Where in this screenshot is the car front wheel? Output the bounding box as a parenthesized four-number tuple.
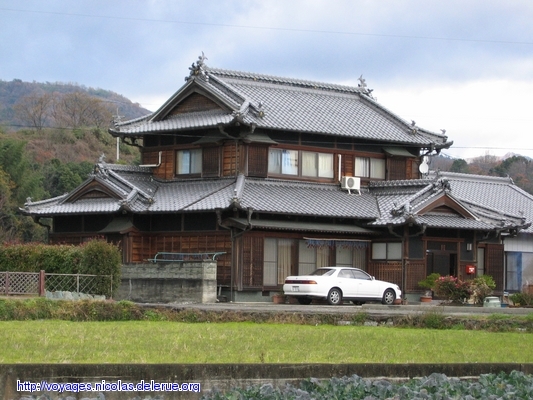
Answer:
(382, 288, 395, 305)
(327, 288, 342, 305)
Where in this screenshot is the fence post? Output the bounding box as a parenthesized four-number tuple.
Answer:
(5, 272, 9, 296)
(39, 270, 45, 297)
(76, 274, 80, 294)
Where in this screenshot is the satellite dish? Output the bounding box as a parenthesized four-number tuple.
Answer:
(419, 157, 429, 174)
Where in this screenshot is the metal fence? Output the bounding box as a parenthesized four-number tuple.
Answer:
(1, 271, 113, 297)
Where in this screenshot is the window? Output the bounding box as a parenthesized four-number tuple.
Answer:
(264, 238, 293, 285)
(268, 149, 298, 175)
(176, 149, 202, 175)
(302, 151, 334, 178)
(298, 240, 330, 275)
(269, 149, 334, 179)
(336, 246, 367, 269)
(372, 242, 402, 260)
(354, 157, 385, 179)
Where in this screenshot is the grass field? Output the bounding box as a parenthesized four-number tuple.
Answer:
(1, 320, 532, 363)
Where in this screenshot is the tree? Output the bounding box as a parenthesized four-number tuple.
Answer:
(13, 92, 52, 131)
(42, 159, 93, 197)
(50, 91, 113, 129)
(450, 159, 470, 174)
(0, 137, 45, 205)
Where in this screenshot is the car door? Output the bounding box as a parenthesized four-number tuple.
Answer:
(352, 269, 380, 298)
(337, 269, 357, 297)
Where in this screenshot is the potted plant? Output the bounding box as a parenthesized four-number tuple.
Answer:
(271, 291, 286, 304)
(418, 273, 440, 302)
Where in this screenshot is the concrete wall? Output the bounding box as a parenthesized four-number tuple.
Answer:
(3, 363, 533, 400)
(116, 262, 217, 304)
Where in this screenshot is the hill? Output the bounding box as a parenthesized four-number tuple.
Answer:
(0, 79, 150, 128)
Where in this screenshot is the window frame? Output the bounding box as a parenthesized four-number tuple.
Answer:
(268, 148, 335, 180)
(176, 148, 202, 176)
(371, 242, 402, 261)
(354, 156, 386, 180)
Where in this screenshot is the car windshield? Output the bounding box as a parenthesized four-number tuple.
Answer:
(310, 268, 335, 276)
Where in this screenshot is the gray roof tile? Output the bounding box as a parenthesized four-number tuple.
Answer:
(240, 178, 378, 219)
(112, 65, 450, 148)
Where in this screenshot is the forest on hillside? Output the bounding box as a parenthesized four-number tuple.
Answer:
(1, 79, 533, 243)
(0, 79, 149, 242)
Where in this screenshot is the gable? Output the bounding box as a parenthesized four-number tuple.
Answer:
(167, 92, 223, 117)
(416, 193, 477, 219)
(63, 180, 123, 204)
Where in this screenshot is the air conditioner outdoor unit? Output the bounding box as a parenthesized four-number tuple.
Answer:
(341, 176, 361, 195)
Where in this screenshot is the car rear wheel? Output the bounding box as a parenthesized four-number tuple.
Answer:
(297, 297, 312, 305)
(382, 288, 395, 305)
(327, 288, 342, 305)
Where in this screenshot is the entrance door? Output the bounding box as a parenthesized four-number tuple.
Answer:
(427, 251, 457, 276)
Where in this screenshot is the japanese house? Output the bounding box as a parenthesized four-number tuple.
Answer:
(21, 55, 533, 301)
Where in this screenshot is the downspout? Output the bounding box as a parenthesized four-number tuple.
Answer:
(216, 208, 253, 302)
(139, 151, 162, 168)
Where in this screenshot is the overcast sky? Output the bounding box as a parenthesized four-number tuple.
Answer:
(1, 1, 533, 160)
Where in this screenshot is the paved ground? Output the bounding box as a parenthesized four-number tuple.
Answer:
(160, 300, 533, 317)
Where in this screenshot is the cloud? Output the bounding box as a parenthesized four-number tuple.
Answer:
(1, 0, 533, 159)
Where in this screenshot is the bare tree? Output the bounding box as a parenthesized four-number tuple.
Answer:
(13, 92, 53, 131)
(51, 91, 113, 129)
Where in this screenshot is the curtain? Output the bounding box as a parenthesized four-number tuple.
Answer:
(282, 150, 298, 175)
(277, 239, 292, 284)
(318, 153, 334, 178)
(370, 158, 385, 179)
(354, 157, 369, 177)
(316, 246, 329, 268)
(299, 240, 316, 275)
(268, 149, 281, 174)
(263, 238, 277, 285)
(302, 151, 317, 177)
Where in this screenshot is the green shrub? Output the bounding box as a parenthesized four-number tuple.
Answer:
(0, 239, 121, 296)
(471, 275, 496, 305)
(510, 292, 533, 306)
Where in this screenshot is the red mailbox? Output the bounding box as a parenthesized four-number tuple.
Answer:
(466, 265, 476, 275)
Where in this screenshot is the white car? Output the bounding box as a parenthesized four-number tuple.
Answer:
(283, 267, 401, 305)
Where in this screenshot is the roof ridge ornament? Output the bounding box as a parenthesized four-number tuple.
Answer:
(187, 52, 208, 81)
(358, 74, 375, 98)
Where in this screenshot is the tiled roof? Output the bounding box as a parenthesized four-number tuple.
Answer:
(239, 178, 379, 219)
(368, 172, 531, 231)
(117, 110, 234, 134)
(111, 64, 450, 148)
(21, 161, 533, 234)
(434, 172, 533, 233)
(21, 164, 378, 220)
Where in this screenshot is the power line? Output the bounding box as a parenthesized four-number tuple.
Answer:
(1, 7, 532, 46)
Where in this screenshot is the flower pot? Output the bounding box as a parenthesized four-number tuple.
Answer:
(272, 295, 286, 304)
(420, 295, 433, 303)
(393, 298, 402, 305)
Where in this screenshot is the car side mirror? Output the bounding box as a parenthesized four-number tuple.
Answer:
(371, 276, 375, 280)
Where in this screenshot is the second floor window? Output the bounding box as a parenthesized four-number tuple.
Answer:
(268, 149, 334, 179)
(354, 157, 385, 179)
(268, 149, 298, 175)
(302, 151, 334, 178)
(176, 149, 202, 175)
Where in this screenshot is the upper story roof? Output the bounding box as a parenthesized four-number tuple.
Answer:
(110, 55, 452, 150)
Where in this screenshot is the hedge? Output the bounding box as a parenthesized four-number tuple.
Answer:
(0, 239, 121, 296)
